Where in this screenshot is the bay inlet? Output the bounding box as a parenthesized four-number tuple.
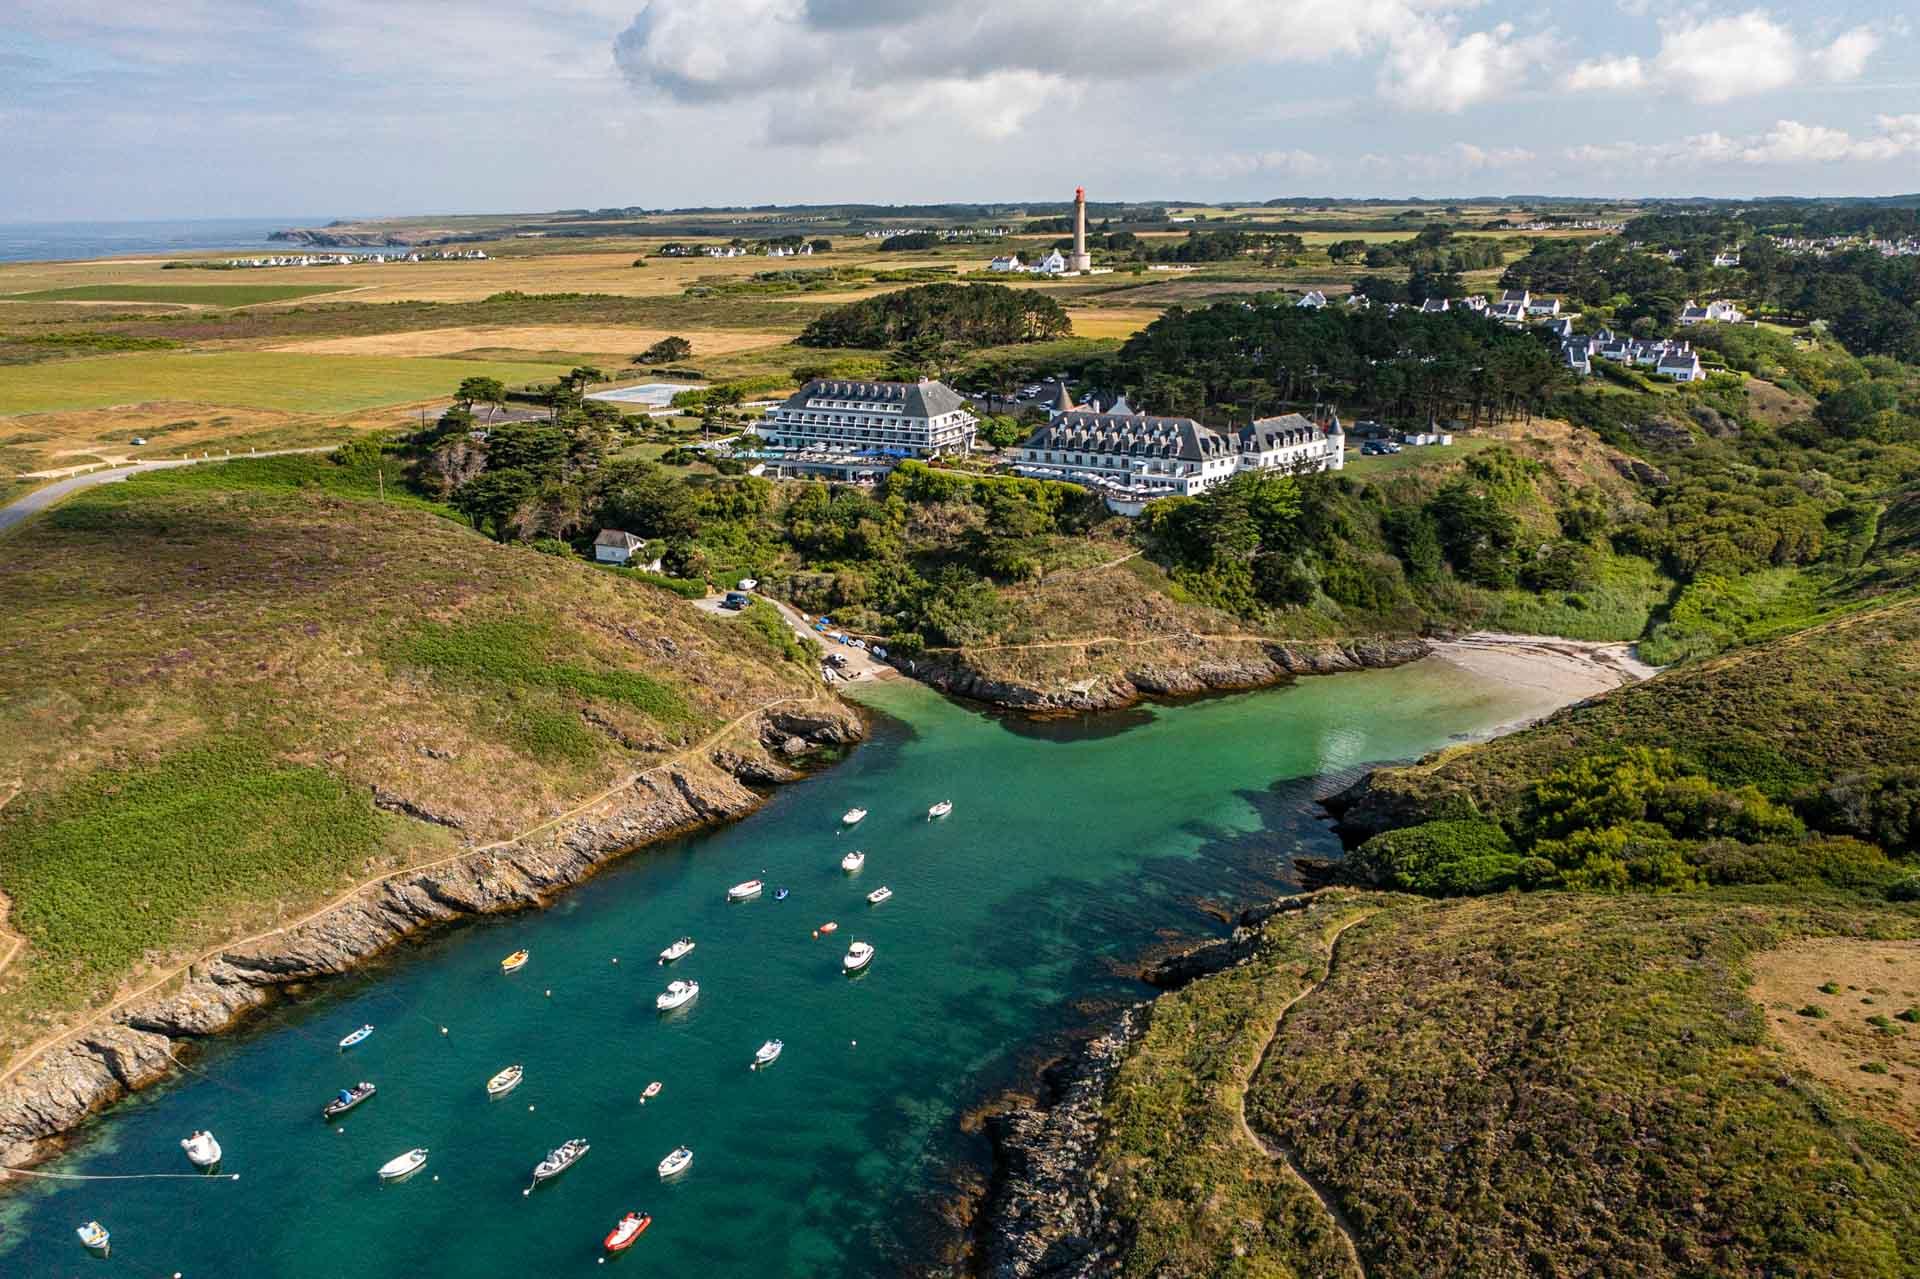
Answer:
(1, 659, 1570, 1275)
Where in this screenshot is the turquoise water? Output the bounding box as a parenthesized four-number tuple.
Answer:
(1, 663, 1549, 1276)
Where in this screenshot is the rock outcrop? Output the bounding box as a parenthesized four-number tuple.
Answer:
(0, 703, 860, 1171)
(907, 638, 1432, 714)
(981, 1008, 1145, 1279)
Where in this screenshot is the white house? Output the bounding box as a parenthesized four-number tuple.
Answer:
(1563, 346, 1592, 377)
(755, 378, 977, 458)
(1679, 299, 1744, 325)
(1297, 290, 1328, 309)
(1713, 252, 1741, 267)
(987, 254, 1023, 272)
(1490, 300, 1526, 324)
(594, 529, 659, 568)
(1009, 407, 1344, 513)
(1655, 351, 1705, 382)
(1458, 295, 1488, 313)
(1033, 249, 1069, 275)
(1526, 297, 1561, 317)
(1419, 297, 1450, 313)
(1500, 288, 1531, 308)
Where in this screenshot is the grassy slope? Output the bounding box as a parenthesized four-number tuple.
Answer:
(1103, 889, 1920, 1278)
(0, 457, 815, 1057)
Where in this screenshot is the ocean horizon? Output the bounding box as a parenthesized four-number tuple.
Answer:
(0, 217, 330, 264)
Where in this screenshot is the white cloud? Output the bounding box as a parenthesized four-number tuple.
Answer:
(1566, 115, 1920, 172)
(613, 0, 1552, 142)
(1377, 22, 1558, 113)
(1653, 10, 1800, 104)
(1811, 27, 1882, 82)
(1568, 12, 1887, 102)
(1566, 55, 1644, 92)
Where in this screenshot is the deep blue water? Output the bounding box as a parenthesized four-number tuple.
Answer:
(0, 219, 327, 264)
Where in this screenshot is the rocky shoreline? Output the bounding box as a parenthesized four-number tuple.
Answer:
(906, 636, 1434, 715)
(0, 704, 861, 1174)
(975, 896, 1316, 1276)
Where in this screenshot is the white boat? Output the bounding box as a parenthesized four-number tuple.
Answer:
(76, 1221, 110, 1252)
(928, 800, 953, 819)
(486, 1064, 524, 1098)
(656, 979, 700, 1011)
(841, 807, 867, 825)
(840, 849, 866, 873)
(339, 1024, 374, 1050)
(658, 936, 695, 964)
(843, 941, 875, 973)
(658, 1145, 694, 1178)
(866, 886, 893, 905)
(726, 879, 764, 902)
(181, 1130, 222, 1169)
(751, 1039, 784, 1070)
(531, 1138, 589, 1185)
(640, 1080, 663, 1104)
(378, 1148, 428, 1181)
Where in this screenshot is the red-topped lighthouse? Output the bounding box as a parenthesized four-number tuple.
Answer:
(1068, 185, 1091, 273)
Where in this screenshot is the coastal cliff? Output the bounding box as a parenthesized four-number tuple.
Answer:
(908, 636, 1433, 714)
(0, 704, 860, 1172)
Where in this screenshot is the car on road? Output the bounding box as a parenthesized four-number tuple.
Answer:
(721, 592, 751, 610)
(130, 437, 147, 446)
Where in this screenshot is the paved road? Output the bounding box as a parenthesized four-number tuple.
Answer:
(0, 447, 336, 538)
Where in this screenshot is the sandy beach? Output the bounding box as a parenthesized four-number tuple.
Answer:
(1424, 631, 1661, 734)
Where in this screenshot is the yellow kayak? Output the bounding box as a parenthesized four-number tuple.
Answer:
(501, 949, 529, 974)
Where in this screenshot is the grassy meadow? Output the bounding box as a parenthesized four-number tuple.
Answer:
(3, 282, 355, 306)
(0, 453, 816, 1057)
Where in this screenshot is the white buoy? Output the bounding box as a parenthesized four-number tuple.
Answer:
(612, 958, 619, 964)
(523, 1188, 530, 1197)
(528, 1104, 535, 1111)
(441, 1026, 448, 1035)
(544, 990, 551, 997)
(432, 1175, 439, 1182)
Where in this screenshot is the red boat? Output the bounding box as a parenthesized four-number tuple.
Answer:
(604, 1212, 651, 1253)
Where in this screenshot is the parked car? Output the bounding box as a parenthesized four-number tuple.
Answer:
(129, 437, 147, 446)
(721, 592, 750, 610)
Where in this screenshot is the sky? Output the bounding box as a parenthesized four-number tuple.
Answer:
(2, 0, 1917, 222)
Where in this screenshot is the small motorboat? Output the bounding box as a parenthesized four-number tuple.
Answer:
(843, 941, 875, 974)
(840, 849, 866, 873)
(658, 1145, 693, 1178)
(726, 879, 764, 902)
(928, 800, 953, 820)
(76, 1221, 110, 1253)
(339, 1024, 374, 1050)
(775, 887, 790, 900)
(531, 1138, 590, 1186)
(323, 1081, 377, 1120)
(181, 1130, 222, 1169)
(751, 1039, 784, 1070)
(656, 979, 700, 1012)
(640, 1080, 663, 1104)
(658, 936, 695, 964)
(866, 886, 893, 905)
(604, 1212, 652, 1253)
(501, 949, 530, 974)
(487, 1064, 524, 1098)
(816, 921, 839, 935)
(841, 807, 867, 825)
(378, 1148, 428, 1182)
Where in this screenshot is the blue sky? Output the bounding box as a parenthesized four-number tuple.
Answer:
(2, 0, 1916, 222)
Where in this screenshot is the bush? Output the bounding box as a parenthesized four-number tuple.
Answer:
(531, 538, 574, 557)
(632, 571, 708, 600)
(1349, 820, 1521, 895)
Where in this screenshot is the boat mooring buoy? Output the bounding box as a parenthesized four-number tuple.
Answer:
(544, 989, 551, 998)
(440, 1026, 448, 1035)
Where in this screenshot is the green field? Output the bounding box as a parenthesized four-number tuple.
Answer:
(1341, 434, 1500, 477)
(0, 350, 573, 414)
(3, 283, 355, 306)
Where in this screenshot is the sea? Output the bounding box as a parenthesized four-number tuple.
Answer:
(0, 664, 1561, 1277)
(0, 219, 324, 265)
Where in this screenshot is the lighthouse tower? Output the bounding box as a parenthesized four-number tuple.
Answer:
(1068, 185, 1092, 273)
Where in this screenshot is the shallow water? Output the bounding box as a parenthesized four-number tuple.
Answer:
(1, 662, 1550, 1277)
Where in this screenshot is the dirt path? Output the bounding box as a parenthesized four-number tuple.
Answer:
(0, 690, 825, 1089)
(1238, 911, 1378, 1279)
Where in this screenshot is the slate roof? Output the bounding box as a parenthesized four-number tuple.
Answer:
(1020, 410, 1333, 461)
(776, 378, 969, 419)
(595, 529, 645, 551)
